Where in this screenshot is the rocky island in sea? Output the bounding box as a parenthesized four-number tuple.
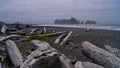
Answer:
(54, 17, 97, 24)
(54, 17, 80, 24)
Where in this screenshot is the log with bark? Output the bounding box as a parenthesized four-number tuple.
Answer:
(81, 41, 120, 68)
(60, 31, 72, 45)
(5, 40, 23, 67)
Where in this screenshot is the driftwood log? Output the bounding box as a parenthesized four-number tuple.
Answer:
(105, 45, 120, 58)
(75, 61, 104, 68)
(1, 25, 7, 34)
(30, 28, 37, 35)
(40, 31, 66, 37)
(43, 26, 46, 33)
(6, 40, 23, 67)
(60, 31, 72, 45)
(0, 34, 25, 42)
(54, 34, 65, 44)
(20, 40, 74, 68)
(81, 41, 120, 68)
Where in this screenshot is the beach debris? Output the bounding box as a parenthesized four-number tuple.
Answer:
(31, 40, 50, 50)
(6, 40, 23, 67)
(85, 28, 90, 32)
(0, 34, 24, 42)
(54, 34, 65, 44)
(30, 28, 37, 35)
(81, 41, 120, 68)
(74, 61, 104, 68)
(1, 25, 7, 34)
(20, 40, 74, 68)
(43, 26, 46, 33)
(60, 31, 72, 45)
(59, 54, 74, 68)
(105, 45, 120, 58)
(40, 31, 66, 37)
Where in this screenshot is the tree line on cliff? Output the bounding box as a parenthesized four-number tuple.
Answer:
(54, 17, 96, 24)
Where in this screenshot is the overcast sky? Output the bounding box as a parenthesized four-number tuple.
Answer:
(0, 0, 120, 24)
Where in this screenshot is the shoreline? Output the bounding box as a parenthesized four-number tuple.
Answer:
(33, 24, 120, 31)
(32, 26, 120, 62)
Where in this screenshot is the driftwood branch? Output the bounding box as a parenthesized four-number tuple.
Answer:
(0, 34, 25, 42)
(1, 25, 7, 34)
(60, 31, 72, 45)
(40, 31, 66, 37)
(54, 34, 65, 44)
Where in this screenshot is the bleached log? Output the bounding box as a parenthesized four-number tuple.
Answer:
(105, 45, 120, 58)
(75, 61, 104, 68)
(31, 40, 50, 50)
(30, 28, 37, 34)
(59, 54, 74, 68)
(6, 40, 23, 67)
(1, 25, 7, 34)
(43, 26, 46, 33)
(0, 34, 25, 42)
(20, 40, 74, 68)
(81, 41, 120, 68)
(54, 34, 65, 44)
(60, 31, 72, 45)
(20, 40, 56, 68)
(40, 31, 66, 37)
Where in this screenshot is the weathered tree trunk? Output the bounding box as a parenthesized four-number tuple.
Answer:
(0, 34, 23, 42)
(40, 31, 66, 37)
(81, 41, 120, 68)
(59, 54, 74, 68)
(20, 40, 52, 68)
(5, 40, 23, 67)
(20, 40, 74, 68)
(60, 31, 72, 45)
(75, 61, 104, 68)
(54, 34, 65, 44)
(105, 45, 120, 58)
(30, 28, 37, 35)
(43, 26, 46, 33)
(31, 40, 51, 50)
(1, 25, 7, 34)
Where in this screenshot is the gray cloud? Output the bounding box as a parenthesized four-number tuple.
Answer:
(0, 0, 120, 24)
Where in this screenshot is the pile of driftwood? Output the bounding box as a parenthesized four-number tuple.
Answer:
(0, 24, 120, 68)
(3, 39, 120, 68)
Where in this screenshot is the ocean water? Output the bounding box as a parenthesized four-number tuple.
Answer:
(34, 24, 120, 31)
